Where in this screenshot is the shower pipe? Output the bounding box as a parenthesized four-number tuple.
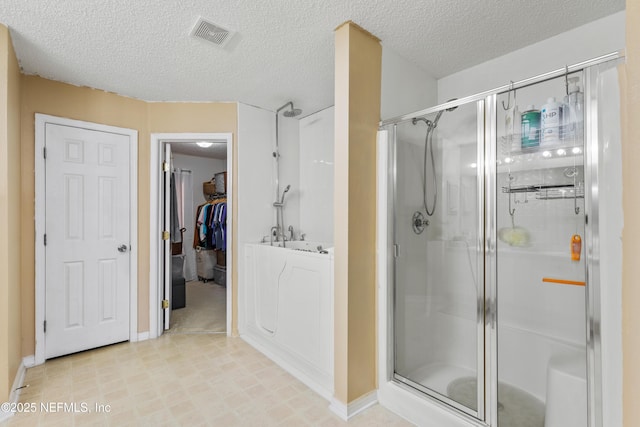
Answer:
(273, 102, 302, 244)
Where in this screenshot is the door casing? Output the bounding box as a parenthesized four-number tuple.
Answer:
(34, 113, 139, 365)
(149, 133, 233, 339)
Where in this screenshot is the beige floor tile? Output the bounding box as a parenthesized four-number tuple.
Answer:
(8, 333, 412, 426)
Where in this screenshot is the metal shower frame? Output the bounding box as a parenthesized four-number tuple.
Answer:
(380, 51, 623, 427)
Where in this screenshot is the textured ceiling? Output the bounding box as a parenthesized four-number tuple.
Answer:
(0, 0, 624, 115)
(171, 142, 227, 160)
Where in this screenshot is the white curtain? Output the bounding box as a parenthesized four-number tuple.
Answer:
(175, 169, 197, 281)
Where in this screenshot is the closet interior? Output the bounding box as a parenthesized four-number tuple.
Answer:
(169, 143, 228, 333)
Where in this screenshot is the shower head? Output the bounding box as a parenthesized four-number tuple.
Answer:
(412, 98, 458, 129)
(444, 98, 459, 112)
(280, 184, 291, 203)
(432, 98, 459, 128)
(283, 108, 302, 117)
(277, 101, 302, 118)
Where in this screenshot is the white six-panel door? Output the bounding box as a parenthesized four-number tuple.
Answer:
(44, 123, 131, 359)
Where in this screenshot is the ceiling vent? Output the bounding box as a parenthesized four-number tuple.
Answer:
(190, 17, 235, 48)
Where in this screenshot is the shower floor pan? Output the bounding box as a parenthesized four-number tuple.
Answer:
(404, 363, 544, 427)
(406, 362, 475, 396)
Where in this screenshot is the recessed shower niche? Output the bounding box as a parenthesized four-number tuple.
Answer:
(379, 54, 622, 427)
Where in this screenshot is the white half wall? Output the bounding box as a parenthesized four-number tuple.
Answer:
(437, 11, 626, 102)
(237, 103, 276, 331)
(381, 45, 438, 120)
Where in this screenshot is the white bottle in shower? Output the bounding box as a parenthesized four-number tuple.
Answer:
(541, 97, 563, 146)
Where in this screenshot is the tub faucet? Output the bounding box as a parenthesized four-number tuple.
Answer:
(288, 225, 295, 241)
(270, 226, 278, 246)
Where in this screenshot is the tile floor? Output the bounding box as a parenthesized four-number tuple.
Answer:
(6, 334, 413, 426)
(167, 280, 226, 334)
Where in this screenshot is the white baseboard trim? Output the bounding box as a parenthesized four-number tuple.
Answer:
(22, 355, 35, 368)
(137, 332, 150, 342)
(0, 357, 31, 422)
(0, 410, 13, 423)
(329, 390, 378, 421)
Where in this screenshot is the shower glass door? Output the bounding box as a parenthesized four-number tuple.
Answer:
(392, 99, 485, 418)
(495, 73, 588, 427)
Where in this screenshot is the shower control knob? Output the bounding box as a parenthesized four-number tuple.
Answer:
(412, 211, 429, 234)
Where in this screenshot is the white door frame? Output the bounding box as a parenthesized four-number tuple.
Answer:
(149, 133, 233, 339)
(34, 114, 139, 365)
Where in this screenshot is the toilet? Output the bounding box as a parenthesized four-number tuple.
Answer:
(544, 351, 587, 427)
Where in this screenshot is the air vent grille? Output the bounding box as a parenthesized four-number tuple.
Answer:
(190, 17, 235, 48)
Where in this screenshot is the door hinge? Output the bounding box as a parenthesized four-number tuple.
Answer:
(44, 234, 47, 246)
(44, 320, 47, 333)
(162, 231, 170, 241)
(43, 147, 47, 159)
(162, 161, 170, 172)
(162, 299, 169, 309)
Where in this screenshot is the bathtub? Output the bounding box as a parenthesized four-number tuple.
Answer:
(241, 241, 334, 399)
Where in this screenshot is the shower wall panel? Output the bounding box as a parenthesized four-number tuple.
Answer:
(299, 107, 334, 245)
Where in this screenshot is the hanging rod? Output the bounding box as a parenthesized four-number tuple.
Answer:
(379, 51, 623, 127)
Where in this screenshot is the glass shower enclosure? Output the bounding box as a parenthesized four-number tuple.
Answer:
(382, 55, 621, 427)
(391, 99, 485, 419)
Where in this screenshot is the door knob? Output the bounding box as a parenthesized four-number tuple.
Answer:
(118, 244, 128, 253)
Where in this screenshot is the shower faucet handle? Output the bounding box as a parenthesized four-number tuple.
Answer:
(412, 211, 429, 234)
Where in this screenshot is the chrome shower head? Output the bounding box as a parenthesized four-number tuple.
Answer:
(280, 184, 291, 203)
(432, 98, 459, 128)
(444, 98, 459, 112)
(412, 98, 459, 129)
(283, 108, 302, 117)
(277, 101, 302, 118)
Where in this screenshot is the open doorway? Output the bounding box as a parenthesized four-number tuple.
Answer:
(167, 142, 228, 333)
(149, 133, 233, 339)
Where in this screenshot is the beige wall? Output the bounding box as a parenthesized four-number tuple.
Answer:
(623, 1, 639, 425)
(146, 103, 238, 335)
(19, 77, 238, 355)
(334, 21, 381, 403)
(20, 77, 148, 354)
(0, 25, 22, 403)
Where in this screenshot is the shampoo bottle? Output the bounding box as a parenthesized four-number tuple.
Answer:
(571, 234, 582, 261)
(521, 106, 540, 149)
(541, 97, 563, 146)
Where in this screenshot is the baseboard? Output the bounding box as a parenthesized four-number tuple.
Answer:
(329, 390, 378, 421)
(0, 357, 30, 422)
(22, 355, 35, 368)
(137, 331, 150, 342)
